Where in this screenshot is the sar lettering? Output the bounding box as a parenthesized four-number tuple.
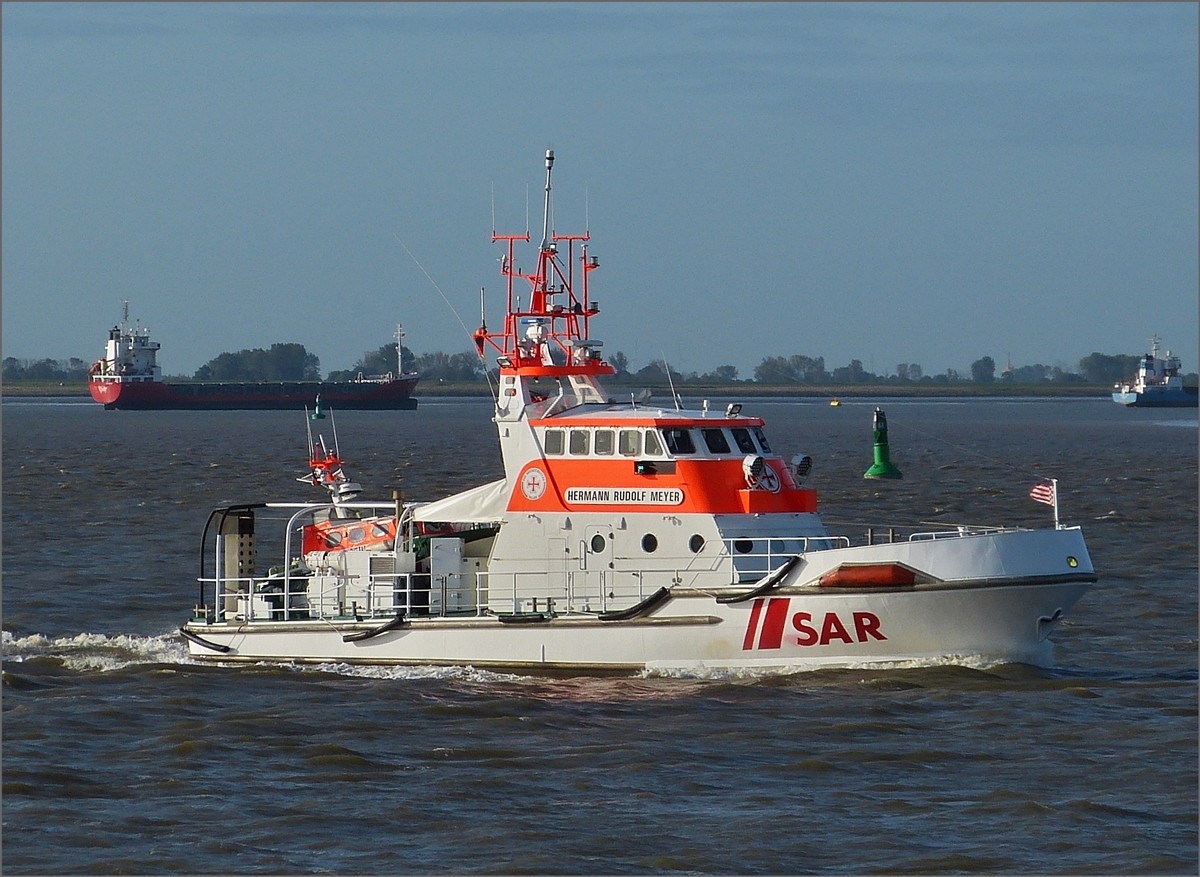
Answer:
(743, 599, 887, 650)
(790, 609, 886, 646)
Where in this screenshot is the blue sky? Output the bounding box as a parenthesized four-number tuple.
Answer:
(3, 2, 1197, 378)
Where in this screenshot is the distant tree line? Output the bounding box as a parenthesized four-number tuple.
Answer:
(592, 350, 1193, 386)
(184, 345, 1149, 386)
(6, 345, 1191, 388)
(2, 357, 91, 382)
(327, 342, 485, 383)
(1076, 352, 1144, 384)
(193, 343, 321, 381)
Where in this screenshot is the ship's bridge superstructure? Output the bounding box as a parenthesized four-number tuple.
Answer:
(465, 151, 827, 610)
(473, 151, 817, 513)
(90, 301, 161, 383)
(1112, 334, 1198, 407)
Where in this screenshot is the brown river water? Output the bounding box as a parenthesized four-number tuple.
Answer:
(2, 396, 1196, 873)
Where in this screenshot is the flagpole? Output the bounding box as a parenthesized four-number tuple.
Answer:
(1052, 477, 1060, 529)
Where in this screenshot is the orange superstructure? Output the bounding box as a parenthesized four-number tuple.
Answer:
(505, 458, 816, 515)
(471, 151, 818, 530)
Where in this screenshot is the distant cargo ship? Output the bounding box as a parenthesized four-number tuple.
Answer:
(88, 304, 418, 410)
(1112, 336, 1198, 408)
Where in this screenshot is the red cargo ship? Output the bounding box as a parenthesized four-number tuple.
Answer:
(88, 304, 418, 410)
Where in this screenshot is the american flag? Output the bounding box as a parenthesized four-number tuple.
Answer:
(1029, 481, 1056, 506)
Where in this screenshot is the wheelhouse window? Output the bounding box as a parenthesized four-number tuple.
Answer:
(619, 429, 641, 456)
(544, 429, 565, 455)
(752, 427, 772, 453)
(643, 429, 665, 457)
(594, 429, 615, 455)
(702, 428, 731, 454)
(569, 429, 590, 455)
(731, 428, 757, 454)
(662, 428, 696, 455)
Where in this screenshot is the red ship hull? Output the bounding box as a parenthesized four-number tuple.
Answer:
(89, 376, 418, 410)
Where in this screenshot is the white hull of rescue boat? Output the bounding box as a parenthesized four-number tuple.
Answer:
(181, 527, 1094, 673)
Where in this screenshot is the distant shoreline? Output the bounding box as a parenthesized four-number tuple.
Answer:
(3, 380, 1113, 400)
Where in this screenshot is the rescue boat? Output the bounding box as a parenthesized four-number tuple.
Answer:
(180, 151, 1096, 674)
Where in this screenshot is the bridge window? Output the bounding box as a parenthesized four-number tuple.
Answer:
(569, 430, 590, 455)
(643, 429, 664, 457)
(702, 428, 731, 454)
(544, 429, 564, 455)
(752, 427, 772, 453)
(731, 428, 757, 454)
(662, 428, 696, 455)
(618, 429, 641, 456)
(594, 429, 615, 455)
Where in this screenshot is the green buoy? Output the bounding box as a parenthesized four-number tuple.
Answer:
(864, 406, 902, 479)
(311, 394, 327, 420)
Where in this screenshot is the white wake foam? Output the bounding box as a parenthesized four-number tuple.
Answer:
(276, 662, 529, 683)
(2, 630, 1032, 682)
(2, 630, 193, 672)
(1, 630, 527, 681)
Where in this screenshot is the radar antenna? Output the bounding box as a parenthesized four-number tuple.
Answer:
(540, 149, 554, 252)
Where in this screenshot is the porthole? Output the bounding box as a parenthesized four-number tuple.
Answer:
(324, 531, 343, 548)
(1067, 556, 1078, 568)
(348, 527, 367, 544)
(641, 533, 658, 553)
(734, 539, 754, 554)
(689, 534, 705, 553)
(590, 534, 606, 553)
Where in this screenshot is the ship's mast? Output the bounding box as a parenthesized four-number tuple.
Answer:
(395, 324, 405, 375)
(476, 152, 612, 384)
(540, 149, 554, 253)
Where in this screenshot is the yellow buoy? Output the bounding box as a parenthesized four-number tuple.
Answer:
(830, 399, 841, 407)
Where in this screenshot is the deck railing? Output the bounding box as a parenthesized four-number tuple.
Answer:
(196, 525, 1026, 623)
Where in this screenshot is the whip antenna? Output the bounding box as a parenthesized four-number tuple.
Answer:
(392, 230, 497, 402)
(662, 350, 681, 411)
(541, 149, 554, 250)
(392, 231, 471, 338)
